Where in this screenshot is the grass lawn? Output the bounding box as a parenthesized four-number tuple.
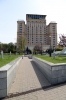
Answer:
(0, 54, 21, 68)
(34, 55, 66, 64)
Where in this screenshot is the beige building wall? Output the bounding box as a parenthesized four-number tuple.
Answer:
(46, 26, 49, 45)
(26, 14, 48, 50)
(17, 20, 25, 47)
(47, 22, 57, 49)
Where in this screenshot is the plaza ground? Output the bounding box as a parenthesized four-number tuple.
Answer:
(2, 57, 66, 100)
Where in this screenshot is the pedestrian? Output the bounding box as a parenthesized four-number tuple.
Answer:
(22, 55, 23, 59)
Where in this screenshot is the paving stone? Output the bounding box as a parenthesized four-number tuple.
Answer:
(2, 57, 66, 100)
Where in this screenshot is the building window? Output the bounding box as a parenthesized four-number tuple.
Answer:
(19, 30, 22, 33)
(19, 24, 22, 26)
(40, 30, 42, 33)
(19, 33, 22, 35)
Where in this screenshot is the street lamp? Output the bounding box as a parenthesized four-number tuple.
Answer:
(49, 36, 52, 57)
(49, 36, 51, 49)
(41, 42, 42, 55)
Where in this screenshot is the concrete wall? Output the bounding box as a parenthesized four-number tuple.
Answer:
(33, 57, 66, 85)
(0, 57, 21, 98)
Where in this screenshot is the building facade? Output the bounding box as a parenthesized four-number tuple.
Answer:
(17, 14, 57, 51)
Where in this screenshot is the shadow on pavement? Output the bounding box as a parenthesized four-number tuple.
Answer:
(30, 60, 51, 87)
(2, 82, 66, 100)
(30, 60, 66, 91)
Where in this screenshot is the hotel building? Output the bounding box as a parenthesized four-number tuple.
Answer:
(17, 14, 57, 50)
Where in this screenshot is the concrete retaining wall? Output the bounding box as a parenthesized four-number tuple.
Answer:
(33, 57, 66, 85)
(0, 57, 21, 98)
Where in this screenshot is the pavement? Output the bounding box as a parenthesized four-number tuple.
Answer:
(2, 57, 66, 100)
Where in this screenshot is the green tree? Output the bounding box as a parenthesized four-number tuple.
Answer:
(8, 42, 15, 53)
(34, 45, 41, 54)
(18, 36, 27, 54)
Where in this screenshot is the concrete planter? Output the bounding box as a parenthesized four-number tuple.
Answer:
(33, 56, 66, 85)
(28, 55, 32, 59)
(0, 57, 21, 98)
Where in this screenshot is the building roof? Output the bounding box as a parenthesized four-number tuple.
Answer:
(26, 14, 46, 19)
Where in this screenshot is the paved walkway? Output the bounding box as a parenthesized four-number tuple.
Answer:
(2, 57, 66, 100)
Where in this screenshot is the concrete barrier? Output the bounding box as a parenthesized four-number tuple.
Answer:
(0, 57, 21, 98)
(28, 55, 32, 59)
(33, 56, 66, 85)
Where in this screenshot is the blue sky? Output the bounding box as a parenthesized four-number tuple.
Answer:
(0, 0, 66, 43)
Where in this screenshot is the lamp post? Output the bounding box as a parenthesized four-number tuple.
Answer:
(41, 42, 42, 55)
(49, 36, 51, 49)
(49, 36, 52, 57)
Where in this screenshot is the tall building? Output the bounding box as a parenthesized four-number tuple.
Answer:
(47, 22, 57, 49)
(17, 14, 57, 51)
(17, 20, 25, 48)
